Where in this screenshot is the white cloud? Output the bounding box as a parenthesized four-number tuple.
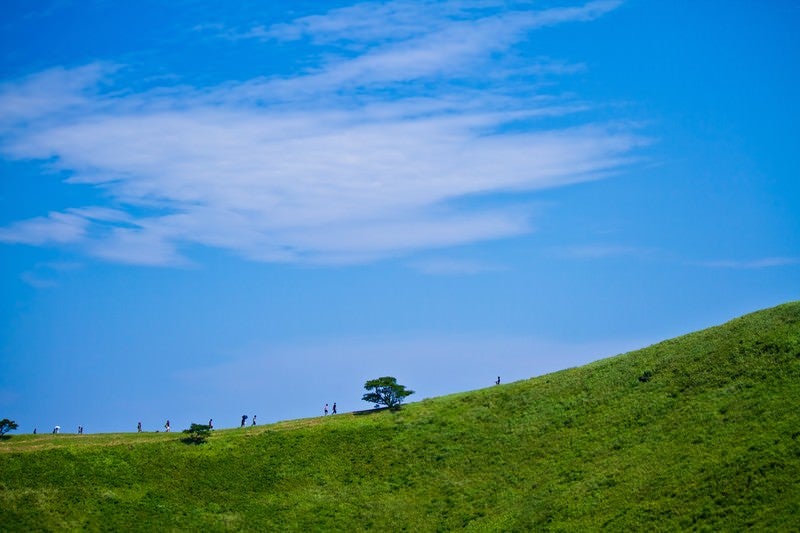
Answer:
(0, 211, 88, 245)
(0, 64, 112, 127)
(264, 0, 621, 47)
(88, 226, 191, 267)
(245, 0, 620, 91)
(0, 1, 639, 266)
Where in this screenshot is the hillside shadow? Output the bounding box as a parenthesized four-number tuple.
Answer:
(352, 407, 397, 416)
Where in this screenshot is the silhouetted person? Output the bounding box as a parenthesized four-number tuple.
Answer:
(208, 419, 213, 429)
(137, 421, 142, 433)
(252, 415, 257, 426)
(33, 428, 37, 435)
(324, 404, 329, 416)
(496, 376, 500, 385)
(241, 415, 248, 427)
(165, 420, 171, 432)
(332, 403, 337, 415)
(78, 426, 83, 434)
(53, 426, 60, 434)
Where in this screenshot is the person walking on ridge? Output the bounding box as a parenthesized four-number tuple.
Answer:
(241, 415, 248, 427)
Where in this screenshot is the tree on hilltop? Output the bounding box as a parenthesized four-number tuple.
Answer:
(362, 376, 414, 409)
(0, 418, 18, 437)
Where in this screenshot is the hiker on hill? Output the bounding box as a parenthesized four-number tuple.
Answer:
(208, 419, 213, 429)
(332, 402, 337, 415)
(324, 404, 329, 416)
(241, 415, 248, 427)
(496, 376, 500, 385)
(252, 415, 257, 426)
(165, 420, 171, 432)
(137, 421, 142, 433)
(78, 425, 83, 434)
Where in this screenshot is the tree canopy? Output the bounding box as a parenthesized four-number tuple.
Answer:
(0, 418, 18, 437)
(362, 376, 414, 409)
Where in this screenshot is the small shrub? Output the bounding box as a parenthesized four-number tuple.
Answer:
(182, 423, 211, 445)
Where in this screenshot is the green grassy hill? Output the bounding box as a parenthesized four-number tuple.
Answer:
(2, 302, 799, 531)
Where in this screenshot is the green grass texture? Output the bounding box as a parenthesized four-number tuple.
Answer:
(2, 302, 799, 531)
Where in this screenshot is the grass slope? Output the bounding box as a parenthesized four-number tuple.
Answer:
(2, 302, 799, 531)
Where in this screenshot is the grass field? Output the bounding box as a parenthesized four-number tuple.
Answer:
(2, 302, 799, 531)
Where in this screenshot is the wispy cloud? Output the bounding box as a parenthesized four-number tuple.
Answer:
(19, 261, 81, 289)
(694, 257, 799, 269)
(234, 0, 621, 47)
(20, 271, 60, 289)
(0, 63, 112, 128)
(552, 243, 657, 260)
(0, 211, 89, 245)
(0, 1, 639, 266)
(228, 0, 618, 92)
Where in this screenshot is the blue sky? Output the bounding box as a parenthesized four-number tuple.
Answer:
(1, 0, 798, 433)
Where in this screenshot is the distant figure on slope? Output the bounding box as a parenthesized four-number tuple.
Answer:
(324, 404, 329, 416)
(53, 426, 60, 434)
(241, 415, 248, 427)
(137, 421, 142, 433)
(33, 428, 37, 435)
(208, 419, 213, 429)
(252, 415, 257, 426)
(165, 420, 171, 432)
(496, 376, 500, 385)
(78, 426, 83, 435)
(332, 403, 337, 415)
